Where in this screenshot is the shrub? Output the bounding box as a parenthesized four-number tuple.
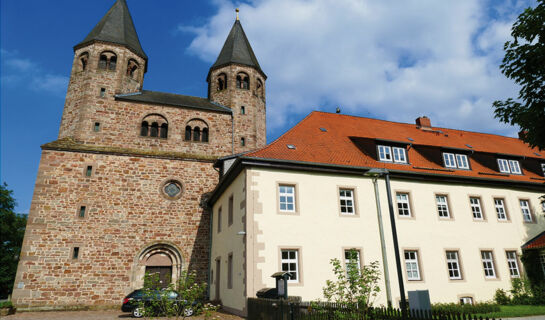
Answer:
(0, 301, 13, 308)
(494, 289, 510, 305)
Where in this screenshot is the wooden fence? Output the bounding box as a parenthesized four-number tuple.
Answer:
(247, 298, 501, 320)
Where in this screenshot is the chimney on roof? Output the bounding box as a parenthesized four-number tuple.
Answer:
(416, 116, 431, 129)
(518, 130, 528, 140)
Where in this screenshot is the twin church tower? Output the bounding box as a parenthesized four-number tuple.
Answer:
(13, 0, 266, 309)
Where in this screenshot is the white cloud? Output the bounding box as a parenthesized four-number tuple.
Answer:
(181, 0, 530, 138)
(31, 74, 69, 96)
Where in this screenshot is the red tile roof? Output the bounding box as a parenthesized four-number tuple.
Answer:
(522, 231, 545, 250)
(246, 111, 545, 185)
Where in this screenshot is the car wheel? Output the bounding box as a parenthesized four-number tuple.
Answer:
(132, 307, 144, 318)
(183, 307, 194, 317)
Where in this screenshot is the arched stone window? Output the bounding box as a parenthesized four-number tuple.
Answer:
(79, 52, 89, 71)
(140, 121, 149, 136)
(193, 127, 201, 141)
(133, 243, 183, 290)
(160, 123, 168, 138)
(185, 119, 210, 143)
(256, 78, 264, 97)
(217, 73, 227, 91)
(127, 59, 139, 80)
(140, 114, 168, 139)
(236, 72, 249, 90)
(98, 51, 117, 71)
(185, 126, 192, 141)
(150, 122, 159, 137)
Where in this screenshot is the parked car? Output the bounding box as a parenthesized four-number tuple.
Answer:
(121, 289, 195, 318)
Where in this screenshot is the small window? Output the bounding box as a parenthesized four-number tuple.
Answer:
(109, 55, 117, 71)
(446, 251, 462, 280)
(494, 198, 507, 221)
(392, 147, 407, 163)
(435, 195, 450, 218)
(127, 59, 139, 79)
(240, 137, 246, 147)
(520, 200, 532, 222)
(339, 189, 355, 215)
(442, 152, 470, 169)
(93, 122, 100, 132)
(202, 128, 209, 143)
(481, 251, 496, 278)
(460, 297, 473, 305)
(443, 153, 456, 168)
(193, 127, 201, 141)
(140, 121, 149, 136)
(506, 251, 520, 277)
(217, 207, 222, 233)
(236, 72, 249, 89)
(541, 163, 545, 177)
(185, 126, 192, 141)
(404, 250, 421, 280)
(240, 106, 246, 115)
(509, 160, 522, 174)
(72, 247, 80, 259)
(539, 253, 545, 277)
(150, 122, 159, 137)
(228, 195, 234, 226)
(79, 206, 86, 218)
(456, 154, 469, 169)
(256, 79, 264, 97)
(344, 249, 361, 275)
(279, 185, 295, 212)
(378, 145, 392, 162)
(227, 253, 233, 289)
(470, 197, 483, 220)
(396, 193, 411, 217)
(85, 165, 93, 177)
(217, 73, 227, 91)
(99, 54, 107, 70)
(281, 249, 299, 283)
(498, 158, 522, 174)
(79, 52, 89, 71)
(100, 88, 106, 97)
(498, 159, 510, 173)
(99, 51, 117, 71)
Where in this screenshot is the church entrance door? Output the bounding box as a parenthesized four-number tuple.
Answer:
(145, 266, 172, 289)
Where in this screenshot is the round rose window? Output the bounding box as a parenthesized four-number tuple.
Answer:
(163, 181, 182, 198)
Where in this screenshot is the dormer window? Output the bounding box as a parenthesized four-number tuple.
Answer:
(443, 152, 469, 169)
(541, 163, 545, 177)
(378, 145, 407, 163)
(498, 159, 522, 174)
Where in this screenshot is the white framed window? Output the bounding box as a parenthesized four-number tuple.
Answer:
(470, 197, 483, 220)
(443, 153, 456, 168)
(446, 251, 462, 280)
(520, 200, 532, 222)
(540, 253, 545, 277)
(404, 250, 421, 280)
(344, 249, 361, 275)
(498, 159, 510, 173)
(378, 145, 392, 162)
(509, 160, 522, 174)
(506, 251, 520, 278)
(456, 154, 469, 169)
(436, 195, 450, 218)
(494, 199, 507, 221)
(481, 251, 496, 278)
(339, 189, 355, 215)
(541, 163, 545, 177)
(281, 249, 299, 283)
(392, 147, 407, 163)
(396, 193, 411, 217)
(279, 185, 295, 212)
(460, 297, 473, 305)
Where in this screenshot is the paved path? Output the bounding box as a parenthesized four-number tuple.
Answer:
(506, 316, 545, 320)
(2, 310, 243, 319)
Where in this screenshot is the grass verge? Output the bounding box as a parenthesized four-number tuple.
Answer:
(475, 305, 545, 318)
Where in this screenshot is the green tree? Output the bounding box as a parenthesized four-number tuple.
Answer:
(322, 250, 381, 314)
(493, 0, 545, 150)
(0, 183, 27, 299)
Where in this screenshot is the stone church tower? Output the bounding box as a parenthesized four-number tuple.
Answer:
(12, 0, 266, 310)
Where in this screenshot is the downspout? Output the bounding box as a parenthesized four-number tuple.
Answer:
(231, 113, 235, 154)
(207, 201, 214, 300)
(372, 177, 393, 307)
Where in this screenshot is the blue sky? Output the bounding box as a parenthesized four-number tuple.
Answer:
(0, 0, 534, 212)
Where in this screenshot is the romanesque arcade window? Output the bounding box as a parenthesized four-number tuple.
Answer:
(98, 51, 117, 71)
(140, 114, 168, 139)
(79, 52, 89, 71)
(127, 59, 139, 80)
(236, 72, 249, 89)
(217, 73, 227, 91)
(184, 119, 209, 143)
(256, 78, 263, 97)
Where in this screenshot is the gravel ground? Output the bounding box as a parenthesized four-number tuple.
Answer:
(2, 310, 244, 320)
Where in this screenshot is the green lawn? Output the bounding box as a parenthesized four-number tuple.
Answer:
(475, 305, 545, 318)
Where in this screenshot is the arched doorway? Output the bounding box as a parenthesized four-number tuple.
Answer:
(133, 243, 183, 290)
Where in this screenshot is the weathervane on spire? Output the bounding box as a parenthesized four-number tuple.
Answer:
(236, 8, 240, 20)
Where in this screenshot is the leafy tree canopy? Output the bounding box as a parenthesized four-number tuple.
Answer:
(493, 0, 545, 150)
(0, 183, 27, 299)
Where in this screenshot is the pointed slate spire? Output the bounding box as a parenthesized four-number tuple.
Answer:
(75, 0, 147, 60)
(210, 19, 265, 77)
